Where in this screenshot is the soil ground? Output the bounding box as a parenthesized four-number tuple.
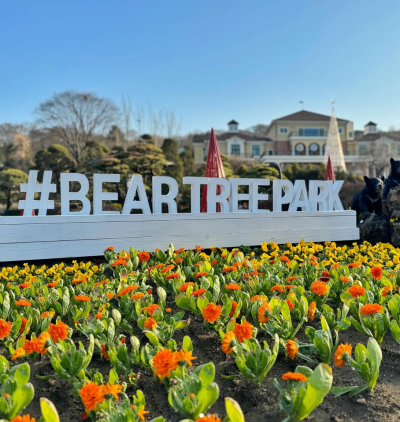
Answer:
(7, 302, 400, 422)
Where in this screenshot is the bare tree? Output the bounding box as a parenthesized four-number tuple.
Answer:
(35, 91, 119, 162)
(133, 105, 146, 140)
(164, 109, 182, 139)
(121, 94, 132, 143)
(248, 124, 269, 137)
(370, 141, 392, 177)
(0, 123, 30, 146)
(148, 106, 164, 146)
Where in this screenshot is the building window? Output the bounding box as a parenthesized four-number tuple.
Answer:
(279, 127, 288, 134)
(298, 128, 325, 137)
(309, 143, 320, 156)
(349, 132, 353, 138)
(322, 144, 326, 155)
(268, 150, 273, 155)
(359, 144, 367, 155)
(294, 143, 306, 155)
(231, 144, 240, 155)
(338, 128, 343, 134)
(252, 145, 260, 157)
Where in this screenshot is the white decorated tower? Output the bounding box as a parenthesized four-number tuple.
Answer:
(324, 106, 346, 171)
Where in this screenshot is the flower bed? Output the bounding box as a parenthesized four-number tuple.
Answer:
(1, 241, 400, 421)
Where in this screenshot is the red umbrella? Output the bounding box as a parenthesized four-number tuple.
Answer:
(324, 156, 336, 182)
(200, 128, 226, 212)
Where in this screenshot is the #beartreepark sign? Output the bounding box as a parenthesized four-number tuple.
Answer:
(0, 170, 359, 262)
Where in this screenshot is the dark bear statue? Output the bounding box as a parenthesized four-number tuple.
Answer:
(351, 176, 384, 217)
(383, 158, 400, 199)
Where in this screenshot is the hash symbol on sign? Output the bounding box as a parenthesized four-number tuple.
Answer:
(19, 170, 57, 216)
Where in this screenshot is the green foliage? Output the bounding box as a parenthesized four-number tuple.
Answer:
(274, 364, 333, 422)
(0, 168, 29, 210)
(35, 143, 75, 183)
(82, 140, 109, 162)
(180, 147, 195, 176)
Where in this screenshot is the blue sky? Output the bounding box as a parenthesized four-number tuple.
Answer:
(1, 0, 400, 134)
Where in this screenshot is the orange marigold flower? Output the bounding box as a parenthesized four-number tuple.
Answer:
(12, 347, 26, 361)
(15, 300, 31, 307)
(321, 270, 330, 277)
(137, 407, 149, 421)
(144, 317, 157, 330)
(348, 262, 361, 268)
(195, 245, 203, 252)
(179, 282, 195, 292)
(19, 283, 31, 288)
(10, 416, 36, 422)
(161, 265, 175, 274)
(100, 382, 122, 400)
(309, 301, 317, 321)
(269, 259, 276, 264)
(23, 337, 39, 355)
(0, 319, 12, 339)
(80, 382, 104, 411)
(211, 259, 218, 266)
(105, 246, 115, 252)
(233, 321, 253, 343)
(106, 292, 115, 299)
(100, 344, 109, 360)
(271, 285, 284, 294)
(286, 299, 295, 310)
(176, 247, 185, 253)
(48, 321, 69, 343)
(131, 292, 145, 301)
(286, 276, 297, 282)
(111, 259, 128, 268)
(382, 285, 393, 297)
(334, 343, 352, 367)
(142, 304, 160, 316)
(285, 285, 294, 290)
(195, 272, 208, 278)
(226, 283, 241, 290)
(175, 349, 196, 367)
(202, 303, 222, 323)
(229, 300, 239, 318)
(250, 295, 267, 303)
(47, 282, 58, 288)
(286, 339, 299, 360)
(166, 273, 180, 280)
(117, 284, 139, 297)
(332, 263, 340, 269)
(75, 295, 91, 302)
(191, 288, 207, 297)
(244, 271, 258, 278)
(165, 308, 172, 313)
(311, 281, 328, 296)
(175, 258, 183, 264)
(280, 256, 290, 263)
(138, 251, 150, 262)
(195, 415, 221, 422)
(37, 331, 51, 354)
(223, 266, 236, 273)
(360, 303, 383, 316)
(348, 285, 365, 298)
(147, 288, 153, 295)
(371, 266, 383, 280)
(152, 348, 178, 378)
(221, 331, 236, 354)
(310, 260, 318, 266)
(282, 372, 307, 382)
(258, 302, 271, 324)
(340, 276, 351, 283)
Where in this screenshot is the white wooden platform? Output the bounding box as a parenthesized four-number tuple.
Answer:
(0, 211, 359, 262)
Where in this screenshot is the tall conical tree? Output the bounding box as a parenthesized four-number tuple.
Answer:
(324, 107, 346, 171)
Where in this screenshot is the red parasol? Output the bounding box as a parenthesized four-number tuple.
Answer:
(200, 128, 226, 212)
(324, 156, 336, 182)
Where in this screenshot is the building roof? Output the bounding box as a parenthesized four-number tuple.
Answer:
(274, 110, 349, 123)
(228, 119, 239, 125)
(355, 132, 400, 142)
(192, 130, 272, 143)
(365, 121, 377, 126)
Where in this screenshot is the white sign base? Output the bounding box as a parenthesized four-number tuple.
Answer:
(0, 211, 359, 262)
